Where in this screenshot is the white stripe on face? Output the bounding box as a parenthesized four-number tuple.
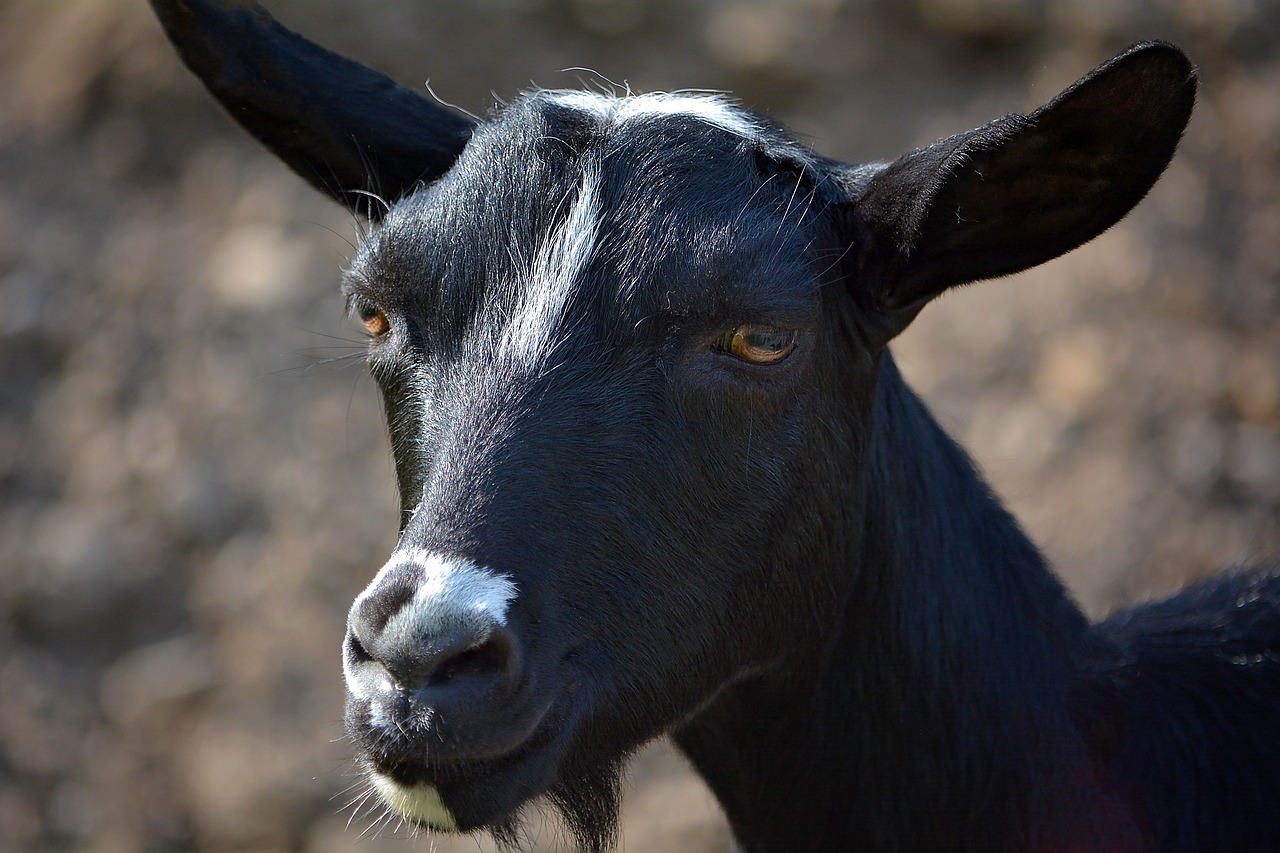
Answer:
(500, 165, 602, 369)
(545, 90, 761, 140)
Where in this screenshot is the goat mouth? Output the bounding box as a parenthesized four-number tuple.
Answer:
(363, 690, 582, 833)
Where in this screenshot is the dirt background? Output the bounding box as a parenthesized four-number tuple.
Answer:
(1, 0, 1277, 850)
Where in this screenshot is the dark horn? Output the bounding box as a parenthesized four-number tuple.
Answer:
(149, 0, 474, 216)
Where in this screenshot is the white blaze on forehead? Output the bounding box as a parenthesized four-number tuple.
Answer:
(371, 774, 458, 831)
(500, 164, 602, 368)
(495, 92, 760, 372)
(545, 89, 762, 140)
(350, 549, 518, 651)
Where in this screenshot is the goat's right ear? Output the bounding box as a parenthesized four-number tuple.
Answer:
(842, 41, 1196, 337)
(150, 0, 475, 218)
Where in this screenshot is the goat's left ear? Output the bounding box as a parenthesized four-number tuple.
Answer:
(844, 41, 1196, 335)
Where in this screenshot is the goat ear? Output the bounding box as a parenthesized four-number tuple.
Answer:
(150, 0, 475, 218)
(846, 41, 1196, 332)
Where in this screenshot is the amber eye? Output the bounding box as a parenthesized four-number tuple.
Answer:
(352, 296, 390, 338)
(714, 324, 798, 365)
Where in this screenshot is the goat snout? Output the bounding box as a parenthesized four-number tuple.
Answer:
(342, 550, 579, 832)
(343, 551, 519, 703)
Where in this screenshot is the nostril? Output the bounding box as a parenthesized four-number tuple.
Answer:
(343, 627, 400, 705)
(425, 631, 514, 687)
(345, 612, 521, 699)
(344, 553, 521, 697)
(346, 628, 375, 664)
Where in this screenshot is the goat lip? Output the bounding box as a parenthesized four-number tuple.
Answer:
(369, 688, 584, 831)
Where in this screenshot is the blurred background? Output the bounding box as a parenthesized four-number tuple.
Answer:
(0, 0, 1277, 850)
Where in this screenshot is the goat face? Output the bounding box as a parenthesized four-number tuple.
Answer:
(339, 95, 865, 842)
(150, 2, 1195, 847)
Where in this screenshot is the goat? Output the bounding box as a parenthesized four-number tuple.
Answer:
(151, 2, 1280, 850)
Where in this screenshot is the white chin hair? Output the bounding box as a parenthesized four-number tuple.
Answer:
(371, 773, 459, 831)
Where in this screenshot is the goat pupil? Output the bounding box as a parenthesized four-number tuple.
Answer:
(718, 324, 797, 365)
(353, 297, 389, 337)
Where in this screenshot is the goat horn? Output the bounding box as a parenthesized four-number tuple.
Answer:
(149, 0, 474, 215)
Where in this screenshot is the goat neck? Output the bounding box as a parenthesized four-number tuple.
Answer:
(674, 355, 1128, 853)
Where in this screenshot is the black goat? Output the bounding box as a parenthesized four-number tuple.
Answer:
(151, 2, 1280, 850)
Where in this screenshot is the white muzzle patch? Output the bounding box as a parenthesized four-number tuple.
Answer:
(372, 773, 459, 831)
(344, 549, 518, 691)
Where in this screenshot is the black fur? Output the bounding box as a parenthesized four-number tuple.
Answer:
(151, 4, 1280, 850)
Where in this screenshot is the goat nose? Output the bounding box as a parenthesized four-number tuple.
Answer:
(343, 551, 519, 698)
(345, 616, 517, 696)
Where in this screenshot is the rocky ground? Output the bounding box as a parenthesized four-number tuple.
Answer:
(0, 0, 1277, 850)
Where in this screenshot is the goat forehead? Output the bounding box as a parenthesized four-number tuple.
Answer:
(357, 91, 820, 330)
(383, 90, 787, 227)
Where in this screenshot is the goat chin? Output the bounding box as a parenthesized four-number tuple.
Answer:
(371, 775, 458, 831)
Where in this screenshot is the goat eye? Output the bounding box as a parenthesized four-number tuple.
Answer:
(352, 296, 390, 337)
(715, 324, 797, 365)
